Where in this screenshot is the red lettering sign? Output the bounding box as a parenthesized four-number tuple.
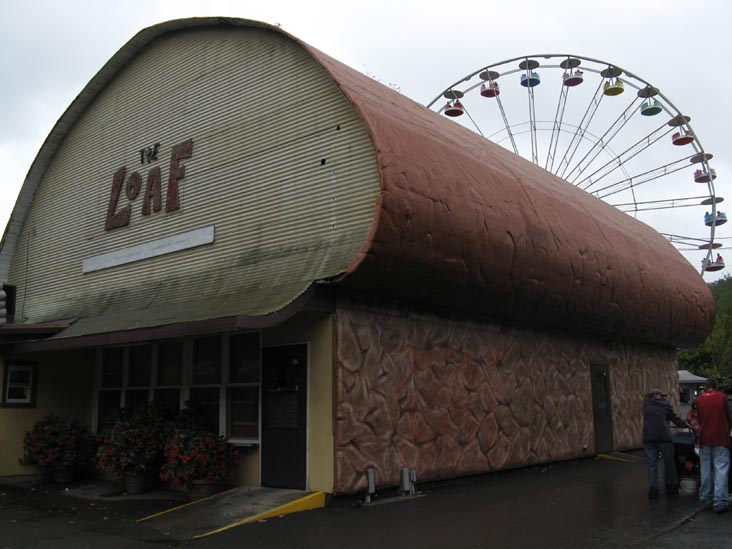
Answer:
(104, 139, 193, 230)
(105, 167, 131, 230)
(143, 166, 162, 216)
(166, 139, 193, 213)
(126, 172, 142, 201)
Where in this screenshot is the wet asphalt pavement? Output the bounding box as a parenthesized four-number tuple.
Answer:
(1, 451, 731, 548)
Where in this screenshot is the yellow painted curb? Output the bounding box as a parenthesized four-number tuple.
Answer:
(596, 453, 636, 463)
(192, 491, 326, 539)
(136, 487, 240, 523)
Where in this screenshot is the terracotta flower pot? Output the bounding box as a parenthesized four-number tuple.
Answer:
(38, 466, 54, 483)
(53, 469, 75, 484)
(95, 467, 119, 483)
(188, 479, 221, 500)
(124, 472, 149, 494)
(164, 477, 187, 493)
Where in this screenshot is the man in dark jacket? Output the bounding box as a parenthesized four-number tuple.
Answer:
(643, 387, 688, 499)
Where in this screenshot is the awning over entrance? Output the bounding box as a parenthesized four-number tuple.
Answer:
(56, 280, 315, 339)
(2, 283, 332, 354)
(0, 321, 69, 344)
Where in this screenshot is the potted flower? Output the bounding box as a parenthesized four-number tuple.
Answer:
(20, 414, 60, 481)
(161, 429, 240, 500)
(19, 414, 96, 483)
(96, 403, 170, 494)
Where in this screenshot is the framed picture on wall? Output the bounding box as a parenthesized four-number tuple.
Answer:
(2, 362, 38, 407)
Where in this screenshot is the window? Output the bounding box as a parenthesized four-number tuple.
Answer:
(227, 333, 260, 440)
(94, 333, 261, 444)
(2, 362, 37, 407)
(155, 341, 183, 418)
(97, 344, 177, 428)
(129, 346, 152, 386)
(228, 386, 259, 438)
(187, 334, 261, 441)
(97, 348, 124, 427)
(193, 336, 221, 384)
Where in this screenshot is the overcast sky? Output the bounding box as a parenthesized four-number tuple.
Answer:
(1, 0, 730, 280)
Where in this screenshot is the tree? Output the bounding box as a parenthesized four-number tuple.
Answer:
(678, 275, 732, 380)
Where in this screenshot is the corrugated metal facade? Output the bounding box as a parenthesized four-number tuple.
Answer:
(7, 28, 379, 330)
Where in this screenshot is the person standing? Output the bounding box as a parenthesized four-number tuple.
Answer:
(642, 388, 687, 499)
(695, 378, 732, 513)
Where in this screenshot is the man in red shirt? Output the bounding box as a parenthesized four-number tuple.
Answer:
(695, 378, 732, 513)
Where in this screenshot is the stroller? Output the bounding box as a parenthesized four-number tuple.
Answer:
(677, 403, 732, 491)
(672, 429, 700, 480)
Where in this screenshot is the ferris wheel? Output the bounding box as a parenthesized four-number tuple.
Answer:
(427, 54, 724, 277)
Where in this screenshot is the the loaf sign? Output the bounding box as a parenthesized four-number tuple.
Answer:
(105, 139, 193, 231)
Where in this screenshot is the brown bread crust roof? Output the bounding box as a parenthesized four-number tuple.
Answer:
(305, 44, 714, 347)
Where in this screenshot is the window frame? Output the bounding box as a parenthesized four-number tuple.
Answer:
(225, 333, 262, 444)
(2, 361, 38, 408)
(92, 333, 261, 446)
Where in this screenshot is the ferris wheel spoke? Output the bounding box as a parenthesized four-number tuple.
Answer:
(461, 104, 486, 138)
(556, 81, 606, 179)
(663, 233, 720, 252)
(628, 177, 639, 214)
(664, 233, 712, 243)
(565, 98, 641, 183)
(545, 82, 570, 171)
(614, 196, 710, 212)
(522, 71, 539, 164)
(529, 85, 538, 164)
(592, 157, 691, 198)
(494, 94, 519, 155)
(577, 124, 674, 191)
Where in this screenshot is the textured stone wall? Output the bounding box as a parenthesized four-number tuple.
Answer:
(610, 345, 679, 450)
(333, 301, 678, 493)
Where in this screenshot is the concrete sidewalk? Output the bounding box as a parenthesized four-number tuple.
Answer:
(195, 451, 732, 549)
(1, 452, 731, 548)
(0, 476, 324, 545)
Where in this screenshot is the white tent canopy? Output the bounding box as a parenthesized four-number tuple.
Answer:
(678, 369, 707, 385)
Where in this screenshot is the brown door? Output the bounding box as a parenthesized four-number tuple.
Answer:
(591, 363, 614, 453)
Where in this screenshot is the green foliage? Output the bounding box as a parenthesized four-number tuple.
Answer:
(96, 402, 238, 486)
(679, 275, 732, 381)
(96, 402, 171, 476)
(161, 429, 240, 484)
(19, 414, 96, 472)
